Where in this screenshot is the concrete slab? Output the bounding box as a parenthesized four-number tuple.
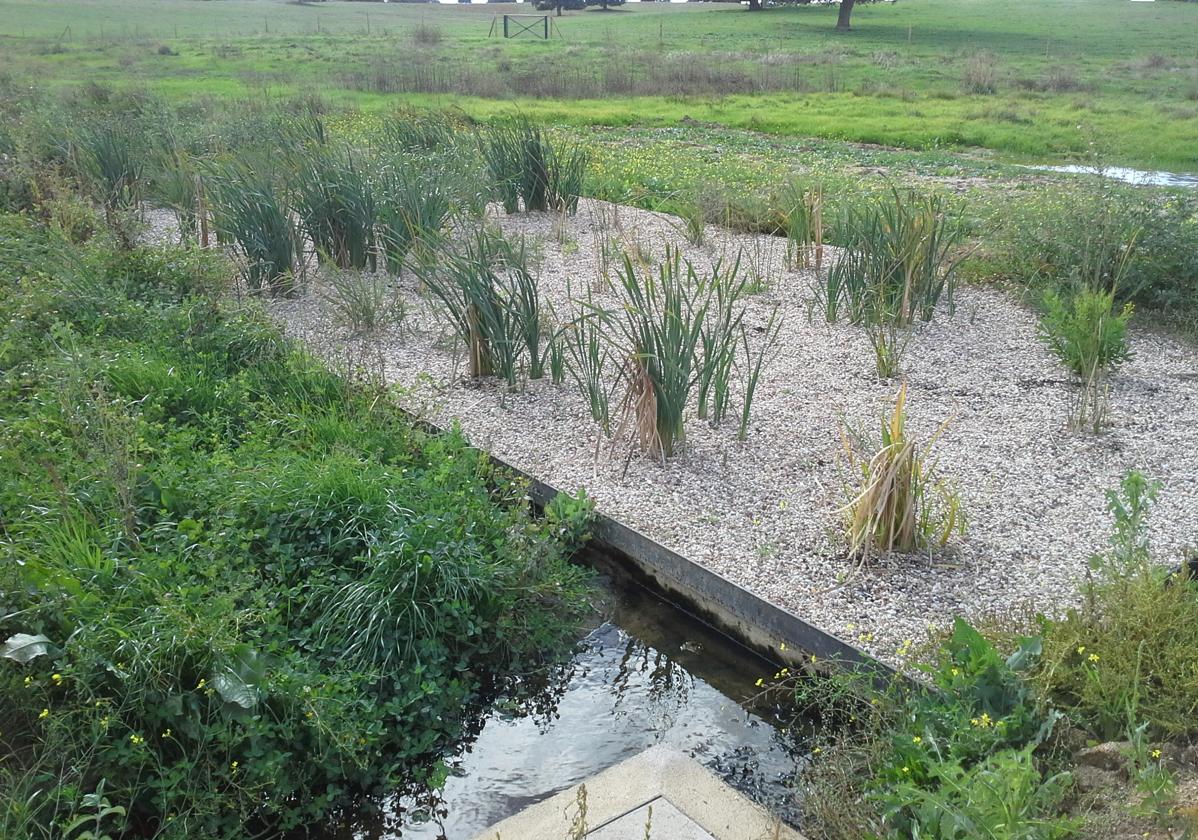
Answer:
(472, 745, 803, 840)
(587, 797, 714, 840)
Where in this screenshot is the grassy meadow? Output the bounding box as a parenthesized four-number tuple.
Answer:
(2, 0, 1197, 169)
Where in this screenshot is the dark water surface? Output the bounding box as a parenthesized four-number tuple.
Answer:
(340, 574, 807, 839)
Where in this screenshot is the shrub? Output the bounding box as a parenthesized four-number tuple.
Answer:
(480, 117, 588, 214)
(1039, 288, 1133, 433)
(840, 383, 964, 558)
(962, 52, 999, 95)
(1034, 472, 1198, 741)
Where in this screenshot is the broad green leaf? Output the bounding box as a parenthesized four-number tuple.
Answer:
(2, 633, 55, 663)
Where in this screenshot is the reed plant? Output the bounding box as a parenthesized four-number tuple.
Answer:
(292, 147, 377, 271)
(823, 189, 963, 326)
(421, 228, 543, 386)
(594, 248, 745, 459)
(151, 147, 204, 245)
(376, 162, 455, 276)
(208, 160, 303, 295)
(480, 117, 588, 214)
(75, 123, 145, 214)
(738, 307, 782, 442)
(381, 108, 463, 152)
(779, 181, 826, 271)
(840, 383, 964, 558)
(563, 311, 614, 437)
(696, 257, 748, 425)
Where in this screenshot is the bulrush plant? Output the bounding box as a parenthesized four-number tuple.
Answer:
(824, 189, 964, 377)
(592, 247, 747, 460)
(376, 162, 455, 276)
(75, 123, 145, 216)
(779, 181, 826, 271)
(209, 161, 303, 295)
(421, 228, 544, 386)
(824, 189, 963, 326)
(292, 147, 377, 271)
(840, 383, 964, 559)
(480, 117, 588, 214)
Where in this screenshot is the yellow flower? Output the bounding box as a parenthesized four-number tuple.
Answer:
(38, 708, 49, 720)
(1076, 645, 1086, 655)
(161, 729, 172, 739)
(1088, 653, 1100, 663)
(950, 668, 960, 677)
(1151, 749, 1162, 759)
(913, 736, 922, 744)
(51, 673, 62, 683)
(779, 642, 787, 651)
(780, 668, 789, 676)
(196, 678, 207, 690)
(812, 746, 822, 754)
(230, 761, 239, 772)
(130, 734, 144, 746)
(901, 766, 910, 774)
(23, 676, 33, 687)
(754, 678, 764, 687)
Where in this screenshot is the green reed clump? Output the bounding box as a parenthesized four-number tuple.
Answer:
(778, 181, 826, 271)
(209, 160, 303, 295)
(824, 189, 964, 326)
(563, 311, 614, 437)
(422, 228, 544, 385)
(480, 117, 588, 214)
(75, 123, 145, 214)
(594, 248, 747, 459)
(840, 383, 964, 558)
(381, 107, 466, 152)
(376, 162, 455, 276)
(292, 147, 377, 271)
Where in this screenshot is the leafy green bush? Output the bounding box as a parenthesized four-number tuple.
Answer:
(1034, 472, 1198, 741)
(0, 217, 591, 839)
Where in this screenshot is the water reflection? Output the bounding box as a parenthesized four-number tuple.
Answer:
(340, 579, 804, 839)
(1029, 163, 1198, 189)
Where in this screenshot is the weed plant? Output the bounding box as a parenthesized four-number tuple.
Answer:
(0, 217, 591, 838)
(1035, 472, 1198, 741)
(840, 383, 964, 558)
(321, 270, 405, 335)
(563, 311, 614, 437)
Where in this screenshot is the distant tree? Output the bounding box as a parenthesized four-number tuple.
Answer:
(746, 0, 858, 30)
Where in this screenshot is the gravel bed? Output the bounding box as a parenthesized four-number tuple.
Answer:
(268, 198, 1198, 666)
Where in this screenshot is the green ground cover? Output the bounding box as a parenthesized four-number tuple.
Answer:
(2, 0, 1197, 170)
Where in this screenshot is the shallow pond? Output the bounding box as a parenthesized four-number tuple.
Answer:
(340, 566, 808, 839)
(1030, 163, 1198, 189)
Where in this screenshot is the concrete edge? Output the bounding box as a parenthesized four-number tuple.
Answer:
(470, 745, 804, 840)
(405, 412, 898, 682)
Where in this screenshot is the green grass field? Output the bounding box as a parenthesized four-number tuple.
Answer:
(2, 0, 1197, 170)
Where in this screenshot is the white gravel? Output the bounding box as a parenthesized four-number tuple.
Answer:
(267, 198, 1198, 666)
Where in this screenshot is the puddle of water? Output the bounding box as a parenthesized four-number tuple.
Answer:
(338, 569, 808, 839)
(1029, 164, 1198, 189)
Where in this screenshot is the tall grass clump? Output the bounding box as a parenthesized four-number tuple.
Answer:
(480, 117, 588, 214)
(380, 107, 463, 152)
(840, 383, 964, 558)
(563, 312, 614, 438)
(150, 147, 206, 245)
(321, 270, 404, 335)
(778, 181, 826, 270)
(422, 228, 545, 385)
(375, 162, 455, 276)
(824, 190, 964, 376)
(74, 122, 145, 214)
(292, 147, 377, 271)
(591, 248, 750, 459)
(209, 161, 303, 295)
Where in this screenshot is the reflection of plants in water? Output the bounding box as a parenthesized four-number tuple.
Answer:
(609, 631, 694, 721)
